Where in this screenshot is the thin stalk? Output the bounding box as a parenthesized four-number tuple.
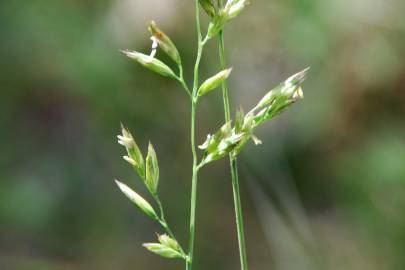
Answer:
(218, 29, 249, 270)
(177, 63, 192, 99)
(188, 100, 199, 270)
(154, 195, 186, 256)
(187, 1, 206, 270)
(229, 158, 249, 270)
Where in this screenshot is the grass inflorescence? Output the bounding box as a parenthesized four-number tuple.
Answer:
(114, 1, 309, 270)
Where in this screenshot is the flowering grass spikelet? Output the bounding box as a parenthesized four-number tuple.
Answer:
(118, 124, 145, 179)
(145, 143, 159, 195)
(115, 180, 158, 220)
(143, 243, 183, 259)
(255, 67, 309, 111)
(198, 68, 232, 97)
(199, 68, 309, 164)
(148, 21, 181, 65)
(158, 234, 181, 252)
(121, 49, 177, 79)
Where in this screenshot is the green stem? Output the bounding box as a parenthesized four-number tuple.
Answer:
(218, 34, 231, 120)
(218, 29, 249, 270)
(188, 101, 199, 270)
(187, 1, 206, 270)
(154, 195, 186, 256)
(230, 158, 249, 270)
(177, 62, 193, 99)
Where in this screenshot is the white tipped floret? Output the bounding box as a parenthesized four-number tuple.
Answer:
(229, 0, 247, 16)
(117, 135, 133, 148)
(292, 87, 304, 100)
(225, 0, 248, 19)
(198, 134, 212, 150)
(123, 155, 137, 166)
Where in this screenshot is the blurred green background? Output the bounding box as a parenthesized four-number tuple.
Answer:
(1, 0, 404, 269)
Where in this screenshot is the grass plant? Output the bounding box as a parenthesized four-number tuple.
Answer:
(114, 1, 308, 269)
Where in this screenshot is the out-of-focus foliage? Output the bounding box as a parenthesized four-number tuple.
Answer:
(0, 0, 404, 269)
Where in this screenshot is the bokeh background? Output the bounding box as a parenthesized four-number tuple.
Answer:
(1, 0, 405, 269)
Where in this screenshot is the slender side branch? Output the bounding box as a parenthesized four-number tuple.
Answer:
(178, 63, 193, 99)
(154, 195, 186, 256)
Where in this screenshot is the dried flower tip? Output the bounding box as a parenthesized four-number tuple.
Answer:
(148, 21, 181, 65)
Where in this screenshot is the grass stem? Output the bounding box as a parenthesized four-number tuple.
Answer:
(218, 29, 249, 270)
(187, 1, 205, 269)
